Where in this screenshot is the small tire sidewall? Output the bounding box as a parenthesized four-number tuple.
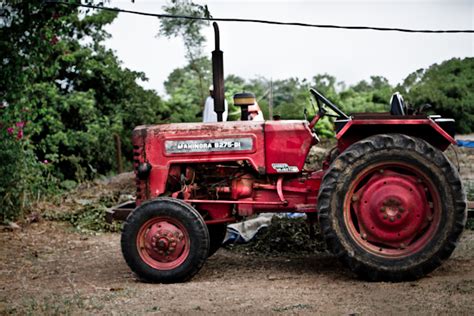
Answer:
(121, 198, 210, 283)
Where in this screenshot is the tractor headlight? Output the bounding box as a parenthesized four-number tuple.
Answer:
(137, 162, 152, 180)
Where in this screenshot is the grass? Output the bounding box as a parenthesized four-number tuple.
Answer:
(2, 290, 134, 315)
(466, 181, 474, 230)
(272, 304, 313, 312)
(45, 204, 122, 233)
(39, 177, 134, 233)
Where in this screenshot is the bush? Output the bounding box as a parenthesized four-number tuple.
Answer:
(0, 118, 56, 222)
(226, 217, 326, 255)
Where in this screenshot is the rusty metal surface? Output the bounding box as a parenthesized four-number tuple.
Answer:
(345, 161, 442, 257)
(353, 168, 432, 248)
(205, 218, 237, 225)
(106, 201, 135, 223)
(184, 199, 285, 205)
(137, 217, 190, 270)
(141, 121, 266, 201)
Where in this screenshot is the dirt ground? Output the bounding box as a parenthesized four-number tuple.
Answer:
(0, 221, 473, 315)
(1, 140, 473, 315)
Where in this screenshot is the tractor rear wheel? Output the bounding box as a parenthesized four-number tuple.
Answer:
(207, 224, 227, 257)
(318, 134, 466, 281)
(121, 198, 209, 283)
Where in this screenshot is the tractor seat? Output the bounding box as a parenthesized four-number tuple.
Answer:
(390, 92, 406, 116)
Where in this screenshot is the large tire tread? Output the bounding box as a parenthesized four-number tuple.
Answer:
(318, 134, 467, 282)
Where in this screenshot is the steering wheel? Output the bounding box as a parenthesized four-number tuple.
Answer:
(310, 88, 349, 119)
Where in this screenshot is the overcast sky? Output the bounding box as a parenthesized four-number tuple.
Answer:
(104, 0, 473, 95)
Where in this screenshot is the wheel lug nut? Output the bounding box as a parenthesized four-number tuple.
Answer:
(399, 207, 404, 213)
(397, 214, 401, 219)
(352, 195, 359, 202)
(383, 214, 388, 219)
(361, 233, 367, 240)
(389, 217, 395, 222)
(380, 206, 386, 212)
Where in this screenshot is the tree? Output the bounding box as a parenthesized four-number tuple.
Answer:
(340, 76, 392, 114)
(0, 1, 168, 220)
(159, 0, 212, 106)
(1, 0, 168, 178)
(398, 57, 474, 133)
(164, 56, 211, 122)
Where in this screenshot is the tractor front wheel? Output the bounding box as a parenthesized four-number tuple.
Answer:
(318, 134, 466, 281)
(121, 198, 210, 283)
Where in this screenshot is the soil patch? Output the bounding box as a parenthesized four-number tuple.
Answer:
(1, 221, 473, 315)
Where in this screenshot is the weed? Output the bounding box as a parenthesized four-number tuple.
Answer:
(272, 304, 313, 312)
(466, 181, 474, 230)
(225, 217, 326, 256)
(45, 205, 122, 233)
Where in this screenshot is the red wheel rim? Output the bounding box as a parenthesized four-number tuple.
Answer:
(344, 161, 441, 258)
(136, 217, 190, 270)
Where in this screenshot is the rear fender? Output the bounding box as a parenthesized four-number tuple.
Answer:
(336, 118, 456, 152)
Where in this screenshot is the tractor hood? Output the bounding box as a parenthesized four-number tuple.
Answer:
(132, 120, 316, 198)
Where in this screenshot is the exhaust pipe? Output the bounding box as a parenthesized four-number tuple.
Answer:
(212, 22, 225, 122)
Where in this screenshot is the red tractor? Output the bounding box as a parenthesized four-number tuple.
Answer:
(114, 87, 467, 283)
(110, 24, 467, 283)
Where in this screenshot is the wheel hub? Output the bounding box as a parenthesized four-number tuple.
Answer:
(144, 221, 186, 263)
(353, 170, 431, 248)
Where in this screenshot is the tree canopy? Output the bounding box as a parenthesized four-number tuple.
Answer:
(399, 57, 474, 133)
(1, 1, 168, 180)
(0, 1, 169, 220)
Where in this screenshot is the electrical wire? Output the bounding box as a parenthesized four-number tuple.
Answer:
(46, 1, 474, 34)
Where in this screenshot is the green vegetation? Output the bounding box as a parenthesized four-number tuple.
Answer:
(1, 0, 472, 223)
(399, 58, 474, 134)
(225, 216, 327, 255)
(467, 182, 474, 230)
(1, 1, 167, 221)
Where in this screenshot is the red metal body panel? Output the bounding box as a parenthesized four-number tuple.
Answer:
(264, 120, 316, 174)
(131, 114, 455, 223)
(134, 121, 265, 203)
(133, 120, 318, 207)
(336, 117, 456, 152)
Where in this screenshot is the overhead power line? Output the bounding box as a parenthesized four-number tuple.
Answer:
(46, 1, 474, 34)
